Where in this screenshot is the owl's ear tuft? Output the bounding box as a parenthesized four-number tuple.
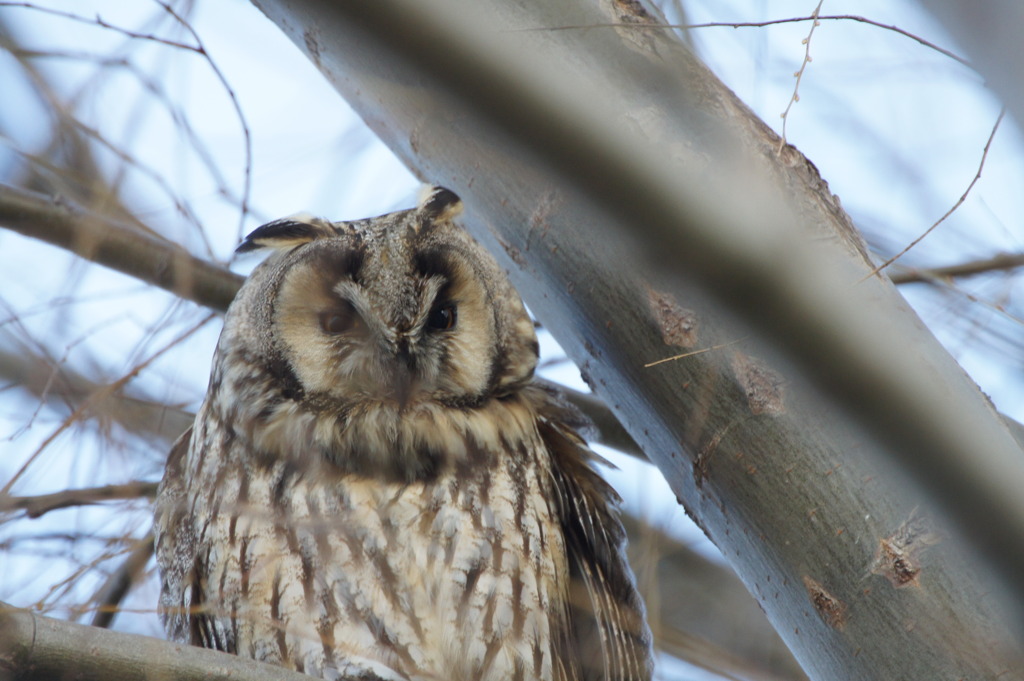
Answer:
(237, 214, 337, 254)
(418, 186, 463, 222)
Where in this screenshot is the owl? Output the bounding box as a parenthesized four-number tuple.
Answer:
(154, 187, 652, 681)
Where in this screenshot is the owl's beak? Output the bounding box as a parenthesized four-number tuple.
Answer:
(388, 343, 417, 408)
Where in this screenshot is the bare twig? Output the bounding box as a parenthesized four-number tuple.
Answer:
(518, 15, 970, 67)
(865, 109, 1005, 279)
(643, 338, 745, 368)
(0, 338, 195, 445)
(0, 2, 197, 51)
(1, 1, 254, 249)
(683, 15, 970, 68)
(779, 1, 824, 147)
(1, 313, 215, 495)
(0, 20, 150, 233)
(153, 1, 254, 242)
(0, 482, 158, 518)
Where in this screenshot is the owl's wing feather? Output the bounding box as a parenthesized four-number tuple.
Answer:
(537, 405, 653, 681)
(154, 427, 236, 654)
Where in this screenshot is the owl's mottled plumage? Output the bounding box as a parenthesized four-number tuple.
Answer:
(154, 188, 652, 681)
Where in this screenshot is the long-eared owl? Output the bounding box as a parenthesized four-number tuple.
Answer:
(154, 188, 653, 681)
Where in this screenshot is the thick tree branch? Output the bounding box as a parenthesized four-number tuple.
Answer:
(0, 183, 242, 312)
(0, 604, 324, 681)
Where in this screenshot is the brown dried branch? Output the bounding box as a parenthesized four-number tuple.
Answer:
(888, 251, 1024, 284)
(0, 482, 158, 519)
(0, 183, 243, 312)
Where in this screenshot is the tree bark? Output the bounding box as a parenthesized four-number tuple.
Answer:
(0, 605, 315, 681)
(246, 0, 1024, 679)
(0, 184, 241, 312)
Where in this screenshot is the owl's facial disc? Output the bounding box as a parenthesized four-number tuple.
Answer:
(274, 239, 492, 409)
(262, 198, 539, 418)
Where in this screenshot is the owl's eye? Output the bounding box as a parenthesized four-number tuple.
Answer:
(427, 303, 457, 331)
(319, 303, 360, 335)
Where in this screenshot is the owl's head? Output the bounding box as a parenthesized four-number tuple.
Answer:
(223, 188, 538, 424)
